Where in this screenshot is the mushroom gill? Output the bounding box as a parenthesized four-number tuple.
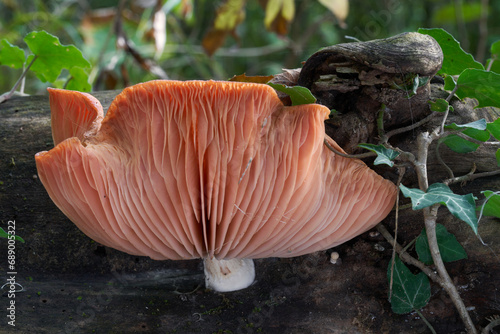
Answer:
(35, 80, 397, 291)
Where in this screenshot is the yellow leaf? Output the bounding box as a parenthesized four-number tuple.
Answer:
(318, 0, 349, 27)
(214, 0, 246, 31)
(264, 0, 295, 34)
(202, 0, 247, 56)
(281, 0, 295, 21)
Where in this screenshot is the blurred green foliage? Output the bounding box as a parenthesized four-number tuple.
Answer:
(1, 0, 499, 93)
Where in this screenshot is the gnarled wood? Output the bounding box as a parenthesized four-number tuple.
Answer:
(294, 32, 444, 153)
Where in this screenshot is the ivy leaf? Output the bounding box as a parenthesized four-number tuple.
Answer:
(429, 98, 450, 112)
(24, 31, 91, 83)
(496, 149, 500, 167)
(479, 190, 500, 218)
(418, 28, 483, 75)
(0, 227, 25, 243)
(445, 119, 490, 142)
(0, 39, 25, 69)
(486, 117, 500, 141)
(400, 183, 478, 234)
(66, 67, 91, 92)
(455, 69, 500, 109)
(445, 119, 487, 131)
(229, 73, 274, 83)
(388, 256, 431, 314)
(357, 143, 400, 167)
(267, 83, 316, 106)
(441, 134, 479, 153)
(416, 224, 467, 265)
(443, 75, 457, 91)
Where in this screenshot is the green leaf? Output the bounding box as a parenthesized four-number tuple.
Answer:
(496, 148, 500, 167)
(445, 119, 487, 131)
(491, 40, 500, 57)
(267, 83, 316, 106)
(486, 58, 500, 74)
(0, 39, 25, 69)
(441, 134, 480, 153)
(357, 143, 400, 167)
(66, 67, 91, 92)
(415, 224, 467, 265)
(418, 28, 483, 75)
(455, 69, 500, 108)
(445, 119, 490, 142)
(400, 183, 478, 234)
(480, 190, 500, 218)
(487, 118, 500, 141)
(24, 31, 91, 83)
(0, 227, 25, 243)
(429, 98, 449, 112)
(444, 75, 457, 91)
(388, 256, 431, 314)
(462, 128, 490, 142)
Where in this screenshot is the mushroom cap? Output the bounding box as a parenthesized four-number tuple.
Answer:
(35, 80, 397, 260)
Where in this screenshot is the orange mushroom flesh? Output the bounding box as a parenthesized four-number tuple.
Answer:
(35, 80, 397, 292)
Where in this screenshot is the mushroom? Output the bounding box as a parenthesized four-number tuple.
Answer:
(35, 80, 397, 292)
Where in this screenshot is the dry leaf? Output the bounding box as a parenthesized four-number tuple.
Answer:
(229, 73, 274, 83)
(202, 0, 246, 56)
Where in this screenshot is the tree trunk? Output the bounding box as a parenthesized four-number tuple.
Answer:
(1, 34, 499, 333)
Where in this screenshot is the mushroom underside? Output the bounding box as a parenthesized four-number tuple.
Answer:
(35, 80, 397, 292)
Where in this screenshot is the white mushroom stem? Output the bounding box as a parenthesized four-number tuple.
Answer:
(203, 257, 255, 292)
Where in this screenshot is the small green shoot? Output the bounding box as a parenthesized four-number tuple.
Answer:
(0, 227, 25, 243)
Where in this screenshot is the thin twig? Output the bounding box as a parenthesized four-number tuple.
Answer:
(413, 127, 478, 333)
(0, 55, 38, 104)
(423, 205, 477, 334)
(416, 309, 438, 334)
(445, 169, 500, 186)
(377, 224, 440, 283)
(436, 140, 455, 179)
(388, 167, 405, 301)
(486, 57, 495, 72)
(385, 112, 437, 140)
(440, 86, 458, 134)
(323, 139, 376, 159)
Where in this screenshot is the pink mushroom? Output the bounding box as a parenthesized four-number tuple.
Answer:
(35, 80, 397, 292)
